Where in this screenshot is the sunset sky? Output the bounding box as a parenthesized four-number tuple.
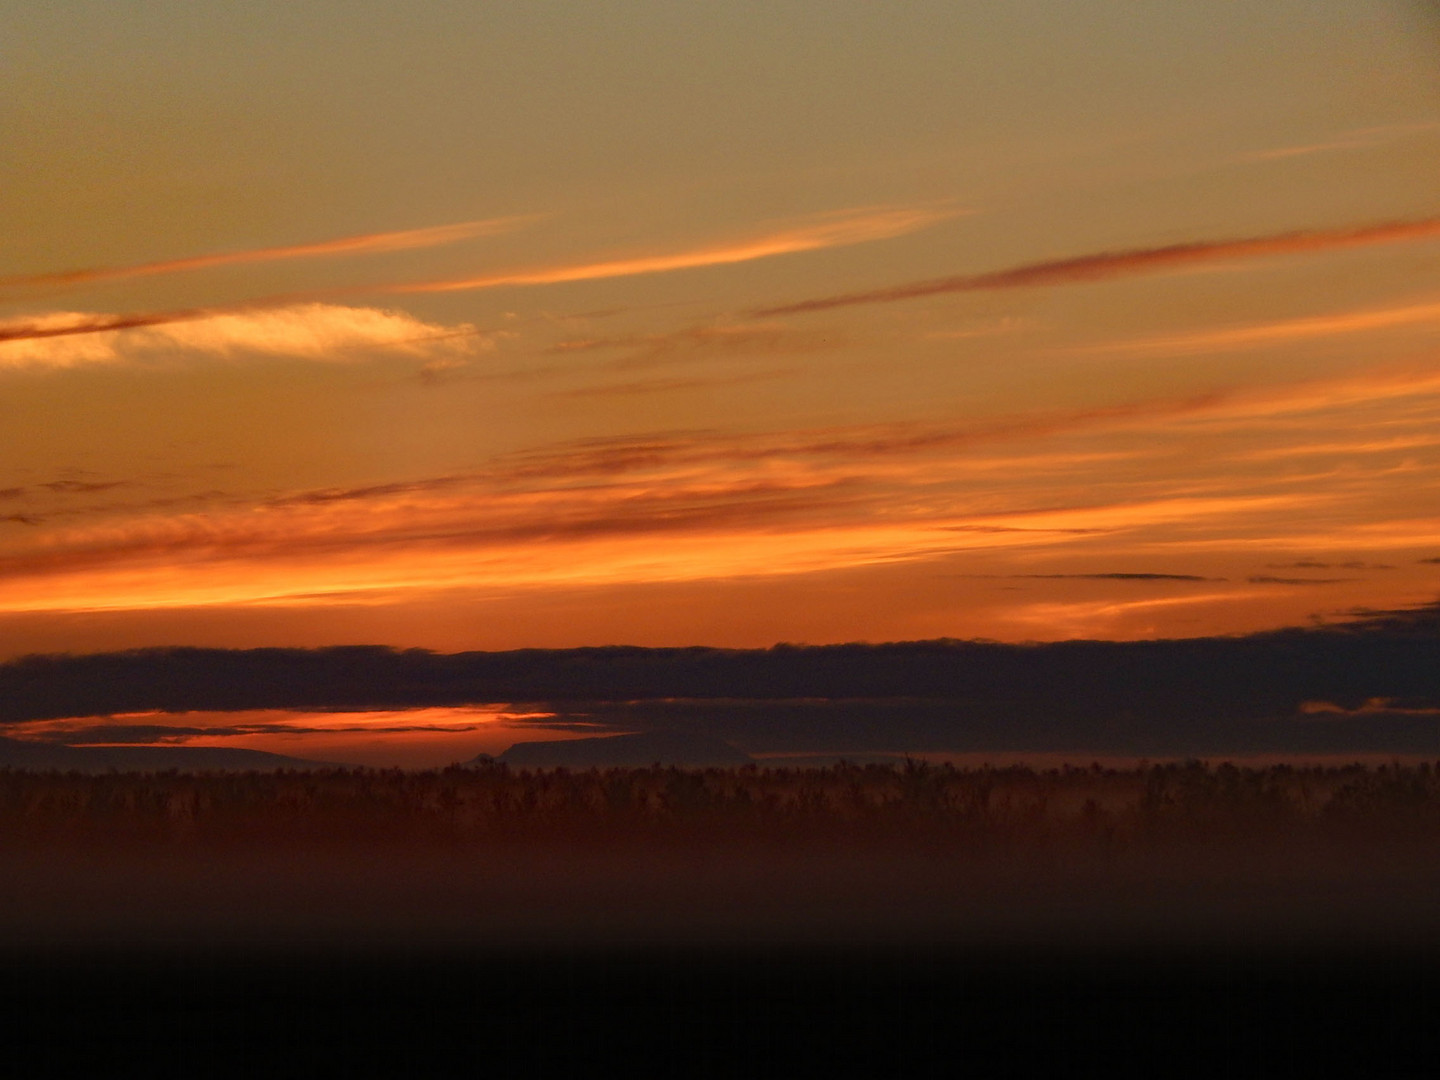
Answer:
(6, 1, 1440, 665)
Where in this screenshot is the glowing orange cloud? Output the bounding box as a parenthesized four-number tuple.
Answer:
(0, 304, 485, 369)
(0, 216, 533, 293)
(755, 217, 1440, 316)
(4, 706, 565, 769)
(1, 359, 1438, 617)
(387, 206, 957, 294)
(0, 488, 1320, 616)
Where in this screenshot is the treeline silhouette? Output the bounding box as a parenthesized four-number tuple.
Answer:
(4, 760, 1439, 847)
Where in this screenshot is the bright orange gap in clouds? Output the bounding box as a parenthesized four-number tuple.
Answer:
(6, 707, 579, 769)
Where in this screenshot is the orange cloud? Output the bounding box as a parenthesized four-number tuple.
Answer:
(2, 357, 1439, 615)
(0, 216, 532, 292)
(3, 706, 563, 768)
(1076, 298, 1440, 357)
(388, 205, 957, 294)
(0, 206, 949, 348)
(1232, 434, 1440, 462)
(755, 217, 1440, 317)
(0, 304, 486, 369)
(0, 418, 1324, 616)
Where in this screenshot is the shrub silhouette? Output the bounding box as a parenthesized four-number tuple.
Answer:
(2, 760, 1438, 851)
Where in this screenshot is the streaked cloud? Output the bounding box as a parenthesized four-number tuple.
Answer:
(1265, 561, 1394, 571)
(1007, 572, 1218, 582)
(0, 486, 1313, 615)
(2, 705, 562, 768)
(1075, 297, 1440, 358)
(0, 206, 949, 349)
(546, 369, 795, 399)
(388, 205, 957, 294)
(5, 705, 546, 744)
(1000, 590, 1268, 635)
(1247, 575, 1354, 586)
(0, 355, 1437, 620)
(755, 217, 1440, 317)
(544, 321, 842, 370)
(0, 216, 533, 293)
(1232, 434, 1440, 462)
(1242, 121, 1440, 163)
(0, 304, 485, 369)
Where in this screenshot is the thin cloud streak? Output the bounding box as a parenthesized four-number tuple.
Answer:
(755, 217, 1440, 317)
(1242, 121, 1440, 162)
(0, 207, 948, 348)
(0, 305, 243, 345)
(544, 322, 842, 370)
(1009, 573, 1218, 582)
(388, 206, 957, 294)
(445, 363, 1440, 490)
(546, 369, 795, 399)
(0, 216, 533, 293)
(1075, 298, 1440, 358)
(1232, 434, 1440, 462)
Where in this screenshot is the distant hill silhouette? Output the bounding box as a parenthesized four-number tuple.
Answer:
(495, 730, 752, 769)
(0, 736, 336, 773)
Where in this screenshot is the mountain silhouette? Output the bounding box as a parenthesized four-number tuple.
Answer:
(494, 730, 752, 769)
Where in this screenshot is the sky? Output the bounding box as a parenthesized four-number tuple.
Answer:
(5, 0, 1440, 667)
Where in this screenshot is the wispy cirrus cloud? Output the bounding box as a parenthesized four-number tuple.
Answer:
(0, 205, 950, 349)
(0, 216, 533, 293)
(451, 362, 1440, 487)
(544, 321, 842, 369)
(3, 357, 1440, 613)
(545, 369, 795, 399)
(1229, 434, 1440, 462)
(1242, 121, 1440, 163)
(1247, 575, 1355, 586)
(1266, 561, 1394, 571)
(0, 304, 486, 369)
(388, 205, 957, 294)
(0, 475, 1314, 615)
(755, 217, 1440, 317)
(1006, 572, 1219, 582)
(1073, 297, 1440, 358)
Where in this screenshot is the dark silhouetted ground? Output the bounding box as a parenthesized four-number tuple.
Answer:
(4, 761, 1440, 1069)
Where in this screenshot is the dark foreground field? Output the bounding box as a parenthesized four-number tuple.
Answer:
(6, 760, 1440, 1068)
